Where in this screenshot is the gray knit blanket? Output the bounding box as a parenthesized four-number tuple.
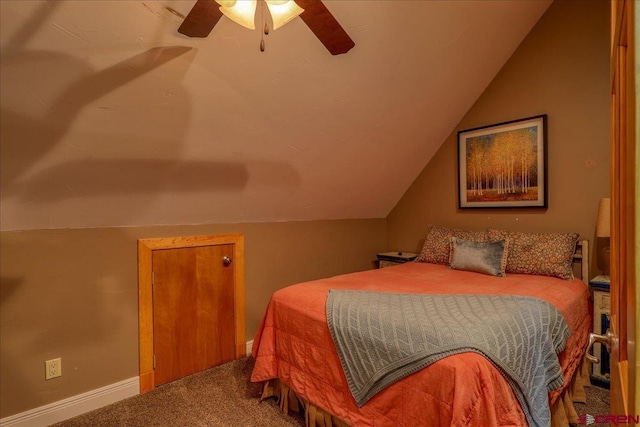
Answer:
(326, 290, 571, 427)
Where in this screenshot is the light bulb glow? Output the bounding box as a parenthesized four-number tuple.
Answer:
(218, 0, 257, 30)
(265, 0, 304, 30)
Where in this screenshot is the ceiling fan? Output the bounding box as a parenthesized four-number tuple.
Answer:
(177, 0, 355, 55)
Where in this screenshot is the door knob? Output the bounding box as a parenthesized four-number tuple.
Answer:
(585, 330, 614, 364)
(222, 256, 232, 266)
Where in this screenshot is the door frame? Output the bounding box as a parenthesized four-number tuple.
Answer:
(609, 0, 637, 417)
(137, 233, 245, 393)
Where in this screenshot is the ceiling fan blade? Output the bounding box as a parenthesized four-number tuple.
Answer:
(295, 0, 355, 55)
(178, 0, 223, 38)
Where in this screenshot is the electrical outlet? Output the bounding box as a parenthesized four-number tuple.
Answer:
(45, 358, 62, 380)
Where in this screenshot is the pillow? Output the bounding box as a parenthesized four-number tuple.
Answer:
(416, 225, 488, 265)
(449, 237, 509, 276)
(486, 229, 579, 280)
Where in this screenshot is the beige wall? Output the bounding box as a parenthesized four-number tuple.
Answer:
(0, 219, 386, 417)
(387, 0, 610, 277)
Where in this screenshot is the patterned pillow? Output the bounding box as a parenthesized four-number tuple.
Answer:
(449, 237, 509, 276)
(416, 225, 488, 265)
(486, 229, 579, 279)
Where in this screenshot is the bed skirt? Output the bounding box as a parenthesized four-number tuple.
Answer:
(259, 358, 592, 427)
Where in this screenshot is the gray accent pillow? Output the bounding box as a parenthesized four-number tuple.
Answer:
(416, 224, 488, 265)
(449, 237, 509, 276)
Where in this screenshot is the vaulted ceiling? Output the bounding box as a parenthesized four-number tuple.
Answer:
(0, 0, 552, 231)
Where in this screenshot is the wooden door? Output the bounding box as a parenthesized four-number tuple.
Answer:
(609, 0, 636, 418)
(138, 234, 245, 392)
(152, 244, 236, 386)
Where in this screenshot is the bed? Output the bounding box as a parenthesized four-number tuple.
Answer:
(250, 226, 592, 427)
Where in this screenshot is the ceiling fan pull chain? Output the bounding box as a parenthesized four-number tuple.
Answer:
(260, 0, 267, 51)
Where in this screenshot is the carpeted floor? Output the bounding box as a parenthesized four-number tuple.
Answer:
(52, 357, 303, 427)
(52, 357, 610, 427)
(574, 381, 611, 426)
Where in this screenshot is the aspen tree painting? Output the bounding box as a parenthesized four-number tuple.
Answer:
(458, 115, 547, 208)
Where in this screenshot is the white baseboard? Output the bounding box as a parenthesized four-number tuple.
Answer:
(0, 377, 139, 427)
(2, 344, 255, 427)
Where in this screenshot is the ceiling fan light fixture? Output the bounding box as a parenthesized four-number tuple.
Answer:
(265, 0, 304, 30)
(179, 0, 354, 55)
(217, 0, 257, 30)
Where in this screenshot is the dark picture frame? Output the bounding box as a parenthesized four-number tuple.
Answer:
(458, 115, 547, 209)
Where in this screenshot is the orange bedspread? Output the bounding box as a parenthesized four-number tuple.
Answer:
(251, 262, 591, 427)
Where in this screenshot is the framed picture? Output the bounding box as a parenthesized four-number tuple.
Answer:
(458, 115, 547, 209)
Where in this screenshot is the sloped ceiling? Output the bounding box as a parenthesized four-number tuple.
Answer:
(0, 0, 551, 231)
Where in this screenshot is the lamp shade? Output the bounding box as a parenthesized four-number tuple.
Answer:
(596, 198, 611, 238)
(217, 0, 257, 30)
(266, 0, 304, 30)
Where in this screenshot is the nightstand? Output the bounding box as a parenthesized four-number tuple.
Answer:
(590, 274, 611, 386)
(377, 252, 417, 268)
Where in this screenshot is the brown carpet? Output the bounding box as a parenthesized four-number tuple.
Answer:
(574, 381, 611, 426)
(52, 357, 610, 427)
(52, 357, 303, 427)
